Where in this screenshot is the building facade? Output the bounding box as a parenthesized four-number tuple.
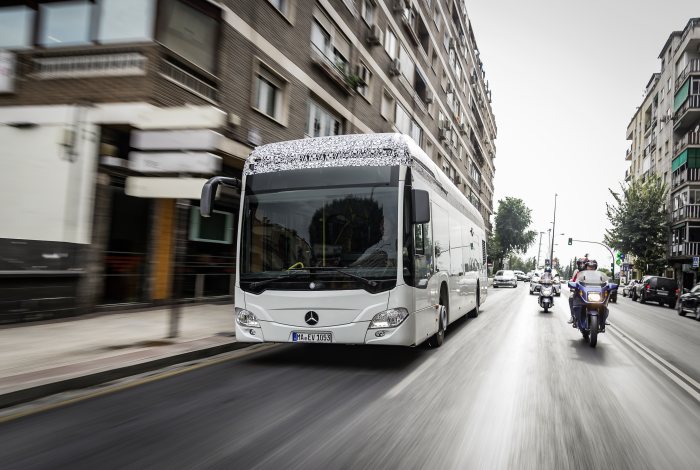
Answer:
(625, 18, 700, 286)
(0, 0, 497, 321)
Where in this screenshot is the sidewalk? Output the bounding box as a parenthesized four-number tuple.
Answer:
(0, 303, 242, 408)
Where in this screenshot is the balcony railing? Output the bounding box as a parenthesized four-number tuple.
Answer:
(159, 60, 218, 103)
(674, 95, 700, 123)
(672, 203, 700, 222)
(310, 44, 354, 94)
(671, 241, 700, 257)
(675, 58, 700, 90)
(673, 130, 700, 155)
(672, 167, 700, 189)
(34, 53, 147, 79)
(625, 146, 632, 160)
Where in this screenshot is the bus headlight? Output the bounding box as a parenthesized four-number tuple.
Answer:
(235, 307, 260, 327)
(587, 292, 602, 302)
(369, 308, 409, 329)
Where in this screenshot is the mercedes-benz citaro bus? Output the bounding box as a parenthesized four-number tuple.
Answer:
(200, 133, 487, 347)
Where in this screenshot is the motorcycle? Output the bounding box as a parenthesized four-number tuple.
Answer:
(568, 274, 618, 348)
(538, 281, 555, 312)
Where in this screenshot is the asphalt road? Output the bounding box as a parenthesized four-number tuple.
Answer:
(1, 284, 700, 469)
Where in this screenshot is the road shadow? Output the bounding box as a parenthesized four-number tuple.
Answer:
(248, 341, 426, 372)
(568, 337, 609, 366)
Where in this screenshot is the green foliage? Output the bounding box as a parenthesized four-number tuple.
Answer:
(604, 174, 669, 276)
(490, 197, 537, 269)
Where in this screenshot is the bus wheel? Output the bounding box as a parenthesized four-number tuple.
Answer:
(468, 284, 480, 318)
(429, 293, 448, 348)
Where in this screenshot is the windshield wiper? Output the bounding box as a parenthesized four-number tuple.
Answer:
(305, 267, 379, 288)
(248, 270, 308, 290)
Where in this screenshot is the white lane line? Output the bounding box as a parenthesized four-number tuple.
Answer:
(608, 325, 700, 403)
(384, 356, 437, 399)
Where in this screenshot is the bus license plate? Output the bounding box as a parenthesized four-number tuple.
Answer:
(292, 332, 332, 343)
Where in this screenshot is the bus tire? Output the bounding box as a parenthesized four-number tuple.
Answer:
(468, 283, 480, 318)
(429, 287, 448, 348)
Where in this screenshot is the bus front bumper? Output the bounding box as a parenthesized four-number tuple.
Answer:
(235, 315, 416, 346)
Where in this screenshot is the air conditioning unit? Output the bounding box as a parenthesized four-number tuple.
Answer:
(424, 90, 434, 104)
(367, 24, 382, 46)
(388, 58, 401, 76)
(446, 82, 453, 94)
(459, 122, 467, 135)
(660, 115, 672, 123)
(448, 38, 456, 50)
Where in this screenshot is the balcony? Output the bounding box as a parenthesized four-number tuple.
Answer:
(33, 52, 147, 79)
(674, 95, 700, 133)
(159, 60, 218, 104)
(672, 167, 700, 189)
(625, 169, 631, 182)
(676, 58, 700, 90)
(625, 146, 632, 161)
(672, 203, 700, 222)
(670, 241, 700, 258)
(310, 44, 354, 94)
(673, 130, 700, 156)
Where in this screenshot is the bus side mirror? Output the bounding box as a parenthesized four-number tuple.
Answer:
(412, 189, 430, 224)
(200, 176, 241, 217)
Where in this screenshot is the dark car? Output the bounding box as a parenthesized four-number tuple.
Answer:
(632, 276, 678, 308)
(677, 284, 700, 320)
(622, 280, 640, 297)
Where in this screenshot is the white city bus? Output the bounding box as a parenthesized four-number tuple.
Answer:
(200, 133, 487, 347)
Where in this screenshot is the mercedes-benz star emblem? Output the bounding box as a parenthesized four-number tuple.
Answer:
(305, 311, 319, 325)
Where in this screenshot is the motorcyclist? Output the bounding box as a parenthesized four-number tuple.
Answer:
(570, 259, 609, 328)
(540, 266, 554, 285)
(567, 257, 587, 323)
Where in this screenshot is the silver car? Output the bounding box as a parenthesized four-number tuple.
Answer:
(493, 270, 518, 288)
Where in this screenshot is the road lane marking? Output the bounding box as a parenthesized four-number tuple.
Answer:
(0, 343, 278, 424)
(608, 325, 700, 403)
(384, 356, 437, 399)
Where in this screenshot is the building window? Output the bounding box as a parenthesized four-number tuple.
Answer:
(159, 0, 220, 73)
(385, 27, 398, 59)
(311, 10, 350, 73)
(0, 6, 34, 49)
(361, 0, 374, 25)
(395, 103, 422, 145)
(398, 45, 415, 84)
(434, 5, 442, 31)
(443, 31, 450, 51)
(381, 90, 395, 121)
(39, 1, 93, 47)
(268, 0, 288, 15)
(253, 64, 287, 123)
(306, 100, 342, 137)
(97, 0, 156, 43)
(356, 62, 372, 100)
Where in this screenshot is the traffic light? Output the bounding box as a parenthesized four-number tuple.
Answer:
(567, 238, 572, 245)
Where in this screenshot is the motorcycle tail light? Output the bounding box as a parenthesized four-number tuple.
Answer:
(645, 284, 650, 291)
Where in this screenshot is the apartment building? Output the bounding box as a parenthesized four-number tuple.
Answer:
(625, 18, 700, 286)
(0, 0, 497, 321)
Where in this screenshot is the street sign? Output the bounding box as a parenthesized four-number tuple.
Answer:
(693, 256, 699, 268)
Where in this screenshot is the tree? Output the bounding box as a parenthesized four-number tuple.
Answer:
(604, 174, 669, 276)
(490, 197, 537, 270)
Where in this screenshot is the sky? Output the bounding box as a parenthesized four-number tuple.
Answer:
(466, 0, 699, 270)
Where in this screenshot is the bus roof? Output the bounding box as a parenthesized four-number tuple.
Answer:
(244, 133, 485, 231)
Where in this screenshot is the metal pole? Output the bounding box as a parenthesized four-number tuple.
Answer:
(536, 232, 543, 267)
(547, 229, 551, 264)
(169, 198, 190, 338)
(550, 193, 558, 266)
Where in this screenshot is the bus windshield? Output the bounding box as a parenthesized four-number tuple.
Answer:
(240, 166, 400, 292)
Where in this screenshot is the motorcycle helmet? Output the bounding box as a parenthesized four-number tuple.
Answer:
(586, 259, 598, 270)
(576, 258, 585, 270)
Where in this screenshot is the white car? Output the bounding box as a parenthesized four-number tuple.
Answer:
(493, 270, 518, 288)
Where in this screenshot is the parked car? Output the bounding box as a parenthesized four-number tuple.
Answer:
(514, 270, 527, 281)
(632, 276, 678, 308)
(493, 270, 518, 288)
(622, 280, 640, 297)
(677, 284, 700, 320)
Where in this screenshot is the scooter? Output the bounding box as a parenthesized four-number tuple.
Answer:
(538, 282, 554, 313)
(568, 276, 618, 348)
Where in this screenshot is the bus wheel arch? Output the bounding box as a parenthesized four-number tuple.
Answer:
(468, 281, 480, 318)
(429, 283, 449, 348)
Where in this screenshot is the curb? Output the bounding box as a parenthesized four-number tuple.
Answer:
(0, 341, 250, 409)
